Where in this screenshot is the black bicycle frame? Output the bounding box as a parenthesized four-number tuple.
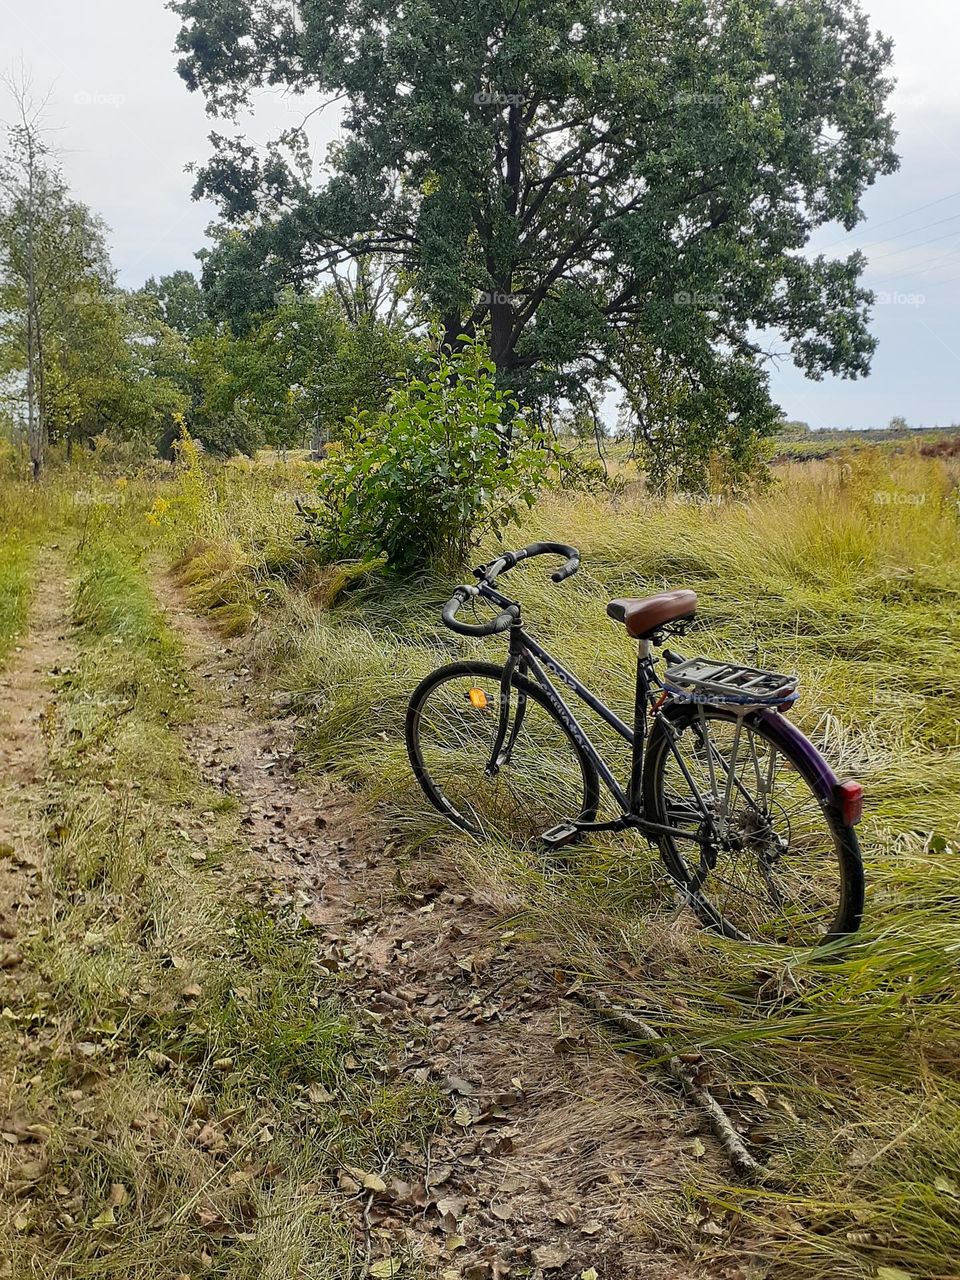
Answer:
(478, 580, 666, 829)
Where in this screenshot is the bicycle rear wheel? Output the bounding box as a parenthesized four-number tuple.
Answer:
(643, 704, 864, 946)
(406, 660, 600, 843)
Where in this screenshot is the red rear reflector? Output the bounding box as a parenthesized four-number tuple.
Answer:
(836, 779, 864, 826)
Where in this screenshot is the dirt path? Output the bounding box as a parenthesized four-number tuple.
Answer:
(0, 551, 70, 984)
(152, 573, 717, 1280)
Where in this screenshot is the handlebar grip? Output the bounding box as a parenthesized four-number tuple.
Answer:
(515, 541, 580, 582)
(551, 552, 580, 583)
(442, 589, 519, 637)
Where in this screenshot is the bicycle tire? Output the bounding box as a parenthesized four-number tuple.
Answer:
(642, 703, 865, 945)
(406, 660, 601, 842)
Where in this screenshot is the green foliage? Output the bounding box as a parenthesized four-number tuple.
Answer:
(0, 116, 189, 462)
(141, 269, 210, 339)
(301, 336, 550, 575)
(177, 287, 416, 457)
(49, 288, 189, 450)
(174, 0, 899, 488)
(615, 337, 778, 494)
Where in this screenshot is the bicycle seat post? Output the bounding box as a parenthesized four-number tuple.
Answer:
(628, 637, 653, 815)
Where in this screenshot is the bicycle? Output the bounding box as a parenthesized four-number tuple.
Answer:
(405, 541, 866, 947)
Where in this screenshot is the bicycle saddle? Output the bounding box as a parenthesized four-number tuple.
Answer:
(607, 590, 698, 639)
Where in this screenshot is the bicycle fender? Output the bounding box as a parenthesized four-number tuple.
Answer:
(754, 709, 843, 817)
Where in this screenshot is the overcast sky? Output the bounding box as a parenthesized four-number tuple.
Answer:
(3, 0, 959, 430)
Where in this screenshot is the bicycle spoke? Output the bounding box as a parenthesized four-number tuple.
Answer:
(657, 710, 846, 945)
(413, 670, 591, 843)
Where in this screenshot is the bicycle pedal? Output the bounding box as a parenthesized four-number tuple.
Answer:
(541, 822, 580, 849)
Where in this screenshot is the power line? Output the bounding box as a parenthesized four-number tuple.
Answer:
(868, 244, 960, 285)
(819, 187, 960, 252)
(864, 225, 960, 266)
(845, 210, 960, 256)
(905, 266, 960, 292)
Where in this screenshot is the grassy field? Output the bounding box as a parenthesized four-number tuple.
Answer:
(2, 443, 958, 1277)
(0, 502, 438, 1278)
(159, 441, 960, 1278)
(0, 478, 58, 660)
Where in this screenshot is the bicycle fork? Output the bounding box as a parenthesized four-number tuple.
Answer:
(483, 650, 528, 776)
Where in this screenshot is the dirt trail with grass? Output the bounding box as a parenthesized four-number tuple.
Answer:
(0, 551, 69, 976)
(152, 570, 719, 1279)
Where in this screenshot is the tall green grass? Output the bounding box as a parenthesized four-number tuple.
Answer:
(0, 479, 58, 662)
(169, 445, 960, 1278)
(1, 507, 438, 1279)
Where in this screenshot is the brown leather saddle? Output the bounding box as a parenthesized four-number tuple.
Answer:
(606, 589, 698, 639)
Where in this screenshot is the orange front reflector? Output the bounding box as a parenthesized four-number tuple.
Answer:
(467, 687, 489, 709)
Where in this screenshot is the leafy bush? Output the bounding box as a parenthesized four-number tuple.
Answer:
(300, 336, 550, 575)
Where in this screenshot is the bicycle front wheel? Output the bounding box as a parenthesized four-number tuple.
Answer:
(406, 660, 600, 843)
(643, 704, 864, 946)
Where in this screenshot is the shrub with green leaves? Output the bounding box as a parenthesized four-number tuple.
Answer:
(300, 336, 550, 575)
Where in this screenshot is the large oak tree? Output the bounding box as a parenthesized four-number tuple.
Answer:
(173, 0, 897, 477)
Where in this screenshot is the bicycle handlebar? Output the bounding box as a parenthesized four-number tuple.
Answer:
(442, 587, 519, 637)
(441, 542, 581, 637)
(475, 541, 581, 586)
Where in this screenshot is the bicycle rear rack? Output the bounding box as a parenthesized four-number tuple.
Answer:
(663, 657, 799, 708)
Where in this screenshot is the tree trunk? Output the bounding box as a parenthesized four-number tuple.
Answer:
(26, 302, 42, 481)
(24, 110, 43, 482)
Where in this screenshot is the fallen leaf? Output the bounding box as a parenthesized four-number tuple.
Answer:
(92, 1206, 116, 1229)
(345, 1165, 387, 1193)
(435, 1196, 465, 1220)
(370, 1263, 401, 1279)
(533, 1244, 571, 1269)
(689, 1137, 706, 1159)
(15, 1157, 45, 1186)
(443, 1075, 474, 1096)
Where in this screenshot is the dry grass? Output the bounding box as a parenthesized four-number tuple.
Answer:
(158, 439, 960, 1278)
(0, 508, 438, 1278)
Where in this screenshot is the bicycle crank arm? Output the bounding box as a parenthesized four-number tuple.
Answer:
(634, 818, 716, 846)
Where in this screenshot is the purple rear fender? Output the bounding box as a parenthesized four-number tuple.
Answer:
(756, 709, 840, 811)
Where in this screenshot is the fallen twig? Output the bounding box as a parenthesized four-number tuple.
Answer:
(577, 989, 763, 1180)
